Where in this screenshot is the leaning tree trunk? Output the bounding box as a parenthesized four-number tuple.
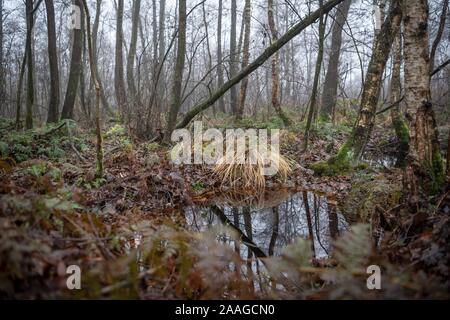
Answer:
(25, 0, 34, 129)
(268, 0, 290, 126)
(325, 0, 402, 170)
(389, 32, 409, 167)
(45, 0, 60, 123)
(164, 0, 187, 141)
(403, 0, 444, 194)
(114, 0, 127, 115)
(61, 0, 84, 120)
(237, 0, 251, 120)
(320, 0, 351, 121)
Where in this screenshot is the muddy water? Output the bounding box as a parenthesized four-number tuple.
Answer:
(184, 190, 348, 259)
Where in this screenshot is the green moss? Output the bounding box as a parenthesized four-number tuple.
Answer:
(428, 150, 445, 194)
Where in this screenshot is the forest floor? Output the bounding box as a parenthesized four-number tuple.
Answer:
(0, 116, 449, 299)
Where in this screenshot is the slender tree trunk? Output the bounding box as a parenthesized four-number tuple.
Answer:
(303, 191, 316, 256)
(164, 0, 186, 141)
(61, 0, 84, 120)
(320, 0, 351, 121)
(16, 47, 27, 129)
(175, 0, 345, 129)
(80, 0, 103, 178)
(229, 0, 238, 115)
(268, 0, 290, 126)
(389, 32, 409, 167)
(243, 207, 254, 290)
(157, 0, 166, 109)
(45, 0, 60, 123)
(114, 0, 127, 114)
(237, 0, 251, 120)
(403, 0, 444, 194)
(127, 0, 141, 109)
(91, 0, 111, 115)
(216, 0, 225, 113)
(327, 201, 339, 240)
(328, 0, 401, 168)
(429, 0, 448, 73)
(303, 5, 327, 150)
(25, 0, 34, 129)
(0, 0, 4, 113)
(268, 206, 279, 256)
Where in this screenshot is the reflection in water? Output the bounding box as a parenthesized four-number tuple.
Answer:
(184, 191, 348, 260)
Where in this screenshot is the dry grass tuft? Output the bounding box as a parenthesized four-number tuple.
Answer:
(213, 148, 292, 193)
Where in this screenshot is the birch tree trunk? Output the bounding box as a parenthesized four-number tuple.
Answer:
(403, 0, 444, 194)
(322, 0, 402, 171)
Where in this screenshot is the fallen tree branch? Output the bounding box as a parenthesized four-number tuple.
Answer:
(175, 0, 345, 129)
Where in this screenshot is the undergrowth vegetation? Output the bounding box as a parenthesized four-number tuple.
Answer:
(0, 118, 448, 299)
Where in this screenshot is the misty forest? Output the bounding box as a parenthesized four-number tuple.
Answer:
(0, 0, 449, 299)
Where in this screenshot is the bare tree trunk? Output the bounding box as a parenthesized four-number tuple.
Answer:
(429, 0, 448, 73)
(91, 0, 111, 115)
(403, 0, 444, 194)
(303, 191, 316, 256)
(216, 0, 225, 113)
(304, 4, 327, 150)
(114, 0, 127, 114)
(320, 0, 351, 121)
(327, 0, 401, 168)
(164, 0, 186, 141)
(389, 32, 409, 167)
(243, 207, 254, 291)
(268, 0, 290, 126)
(61, 0, 83, 120)
(268, 207, 279, 256)
(25, 0, 34, 129)
(127, 0, 141, 109)
(16, 44, 27, 129)
(80, 0, 103, 178)
(45, 0, 60, 123)
(327, 201, 339, 240)
(0, 0, 4, 113)
(229, 0, 238, 115)
(237, 0, 251, 120)
(175, 0, 345, 129)
(157, 0, 166, 109)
